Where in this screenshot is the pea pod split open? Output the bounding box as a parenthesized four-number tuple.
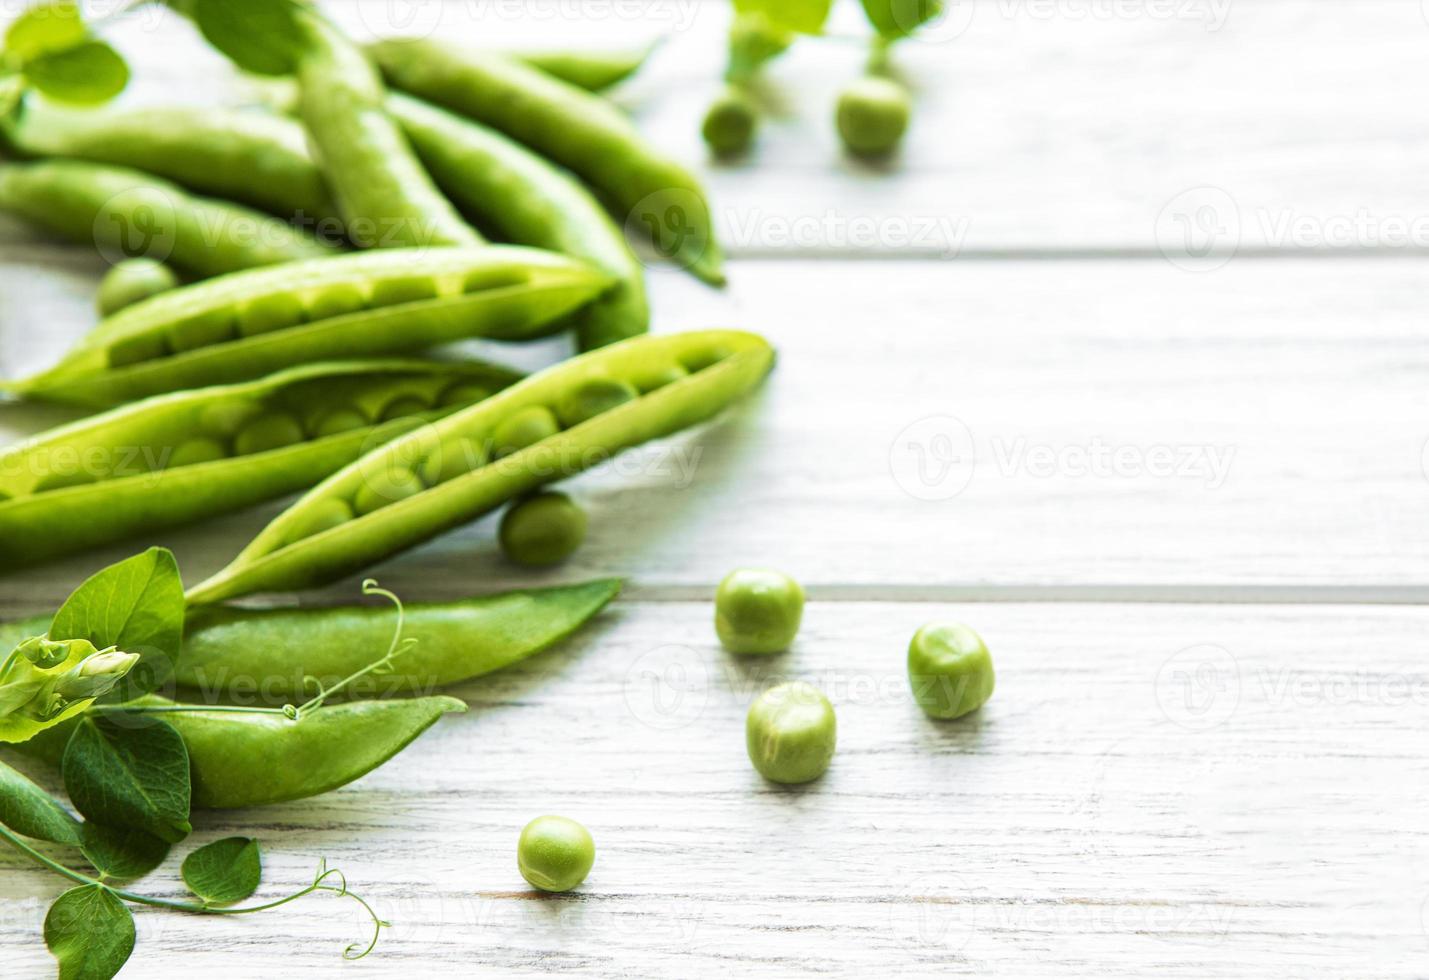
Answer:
(6, 246, 610, 407)
(0, 359, 521, 565)
(187, 330, 774, 604)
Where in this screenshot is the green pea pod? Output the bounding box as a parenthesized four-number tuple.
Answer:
(368, 40, 726, 287)
(175, 579, 621, 700)
(0, 160, 335, 278)
(4, 103, 338, 223)
(518, 43, 656, 92)
(187, 330, 774, 604)
(7, 246, 610, 407)
(389, 94, 648, 352)
(296, 14, 479, 249)
(0, 359, 521, 565)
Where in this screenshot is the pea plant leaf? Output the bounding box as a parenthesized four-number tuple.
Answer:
(733, 0, 833, 36)
(4, 0, 86, 64)
(81, 821, 170, 881)
(62, 714, 192, 844)
(0, 757, 82, 845)
(182, 837, 262, 905)
(44, 884, 135, 980)
(49, 547, 185, 703)
(859, 0, 943, 39)
(190, 0, 313, 76)
(24, 40, 129, 105)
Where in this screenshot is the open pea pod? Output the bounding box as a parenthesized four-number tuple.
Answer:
(0, 359, 521, 565)
(187, 330, 774, 604)
(176, 578, 621, 700)
(6, 246, 610, 408)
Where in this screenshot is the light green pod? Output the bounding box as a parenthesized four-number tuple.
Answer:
(517, 44, 655, 92)
(390, 93, 648, 352)
(7, 246, 608, 407)
(0, 359, 520, 564)
(0, 160, 336, 278)
(369, 40, 726, 287)
(6, 103, 338, 223)
(187, 330, 775, 604)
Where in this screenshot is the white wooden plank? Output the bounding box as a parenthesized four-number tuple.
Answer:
(3, 599, 1425, 977)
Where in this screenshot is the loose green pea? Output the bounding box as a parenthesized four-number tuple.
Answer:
(233, 412, 304, 455)
(499, 492, 586, 566)
(353, 466, 425, 515)
(702, 86, 758, 157)
(907, 622, 995, 720)
(492, 405, 560, 457)
(555, 377, 638, 428)
(166, 437, 228, 469)
(236, 292, 306, 337)
(309, 407, 370, 438)
(305, 281, 369, 320)
(836, 76, 911, 158)
(715, 568, 804, 655)
(746, 681, 836, 785)
(286, 497, 355, 543)
(419, 436, 488, 486)
(97, 258, 180, 317)
(517, 815, 595, 893)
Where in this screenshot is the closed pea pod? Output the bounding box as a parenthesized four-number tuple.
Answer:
(0, 160, 336, 278)
(0, 359, 521, 565)
(369, 40, 726, 286)
(7, 246, 607, 407)
(186, 330, 775, 605)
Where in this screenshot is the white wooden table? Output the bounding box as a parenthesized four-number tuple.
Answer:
(4, 1, 1429, 976)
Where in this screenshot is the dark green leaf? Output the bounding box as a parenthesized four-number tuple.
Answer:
(4, 0, 85, 64)
(63, 715, 191, 844)
(49, 548, 184, 702)
(860, 0, 943, 39)
(44, 884, 135, 980)
(0, 757, 81, 845)
(23, 40, 128, 105)
(81, 822, 170, 880)
(732, 0, 833, 35)
(191, 0, 312, 76)
(182, 837, 261, 905)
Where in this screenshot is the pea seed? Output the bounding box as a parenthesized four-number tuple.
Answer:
(165, 437, 228, 469)
(492, 406, 559, 457)
(555, 377, 638, 428)
(438, 382, 493, 408)
(715, 569, 804, 655)
(33, 469, 101, 493)
(236, 292, 306, 337)
(419, 436, 488, 486)
(499, 492, 586, 566)
(836, 76, 911, 158)
(633, 363, 689, 393)
(907, 622, 995, 720)
(370, 276, 440, 307)
(682, 346, 731, 373)
(286, 497, 355, 543)
(352, 465, 425, 515)
(233, 412, 305, 455)
(198, 399, 261, 438)
(305, 281, 369, 321)
(379, 395, 432, 422)
(702, 86, 758, 157)
(309, 408, 370, 438)
(746, 681, 836, 785)
(107, 332, 169, 368)
(97, 258, 179, 317)
(517, 815, 594, 893)
(166, 309, 236, 353)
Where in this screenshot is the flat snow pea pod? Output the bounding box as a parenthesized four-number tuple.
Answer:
(0, 359, 520, 565)
(186, 330, 774, 604)
(296, 15, 479, 249)
(174, 579, 621, 700)
(7, 246, 608, 407)
(0, 160, 336, 278)
(368, 40, 726, 287)
(6, 103, 338, 224)
(389, 94, 648, 352)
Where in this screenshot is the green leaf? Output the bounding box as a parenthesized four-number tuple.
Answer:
(49, 548, 185, 702)
(4, 0, 85, 64)
(732, 0, 833, 35)
(191, 0, 312, 76)
(859, 0, 943, 39)
(81, 822, 170, 880)
(44, 884, 135, 980)
(62, 714, 192, 844)
(182, 837, 261, 905)
(23, 40, 128, 105)
(0, 757, 81, 845)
